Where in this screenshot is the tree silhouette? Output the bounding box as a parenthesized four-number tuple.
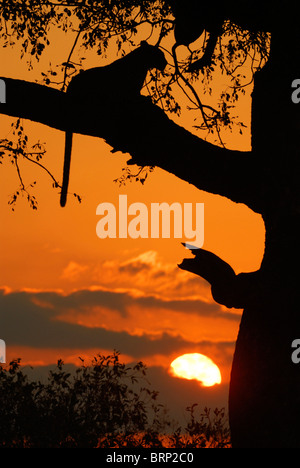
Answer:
(0, 353, 168, 448)
(0, 0, 299, 447)
(0, 352, 230, 448)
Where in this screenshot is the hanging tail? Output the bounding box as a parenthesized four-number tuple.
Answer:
(60, 130, 73, 207)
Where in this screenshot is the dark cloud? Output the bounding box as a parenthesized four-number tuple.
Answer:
(7, 286, 240, 320)
(118, 260, 153, 275)
(0, 288, 237, 358)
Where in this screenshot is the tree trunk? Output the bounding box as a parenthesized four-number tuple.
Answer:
(228, 24, 300, 447)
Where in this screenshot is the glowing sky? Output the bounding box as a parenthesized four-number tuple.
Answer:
(0, 25, 266, 419)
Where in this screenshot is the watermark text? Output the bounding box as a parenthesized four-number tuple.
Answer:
(0, 79, 6, 104)
(291, 79, 300, 104)
(96, 195, 204, 248)
(0, 340, 6, 363)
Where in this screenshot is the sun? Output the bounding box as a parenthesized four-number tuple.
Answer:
(169, 353, 221, 387)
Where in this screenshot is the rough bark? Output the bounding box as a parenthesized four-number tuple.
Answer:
(228, 25, 300, 447)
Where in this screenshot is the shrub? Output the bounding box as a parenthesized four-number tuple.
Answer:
(0, 351, 231, 448)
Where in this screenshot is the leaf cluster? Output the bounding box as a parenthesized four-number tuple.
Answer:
(0, 118, 82, 209)
(0, 351, 169, 448)
(0, 1, 269, 135)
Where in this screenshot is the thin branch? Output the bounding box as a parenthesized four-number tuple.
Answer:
(14, 156, 26, 191)
(172, 45, 225, 147)
(61, 29, 82, 91)
(22, 153, 61, 188)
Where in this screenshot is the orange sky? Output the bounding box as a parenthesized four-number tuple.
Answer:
(0, 23, 266, 421)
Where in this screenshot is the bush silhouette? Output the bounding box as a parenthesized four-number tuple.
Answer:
(0, 351, 230, 448)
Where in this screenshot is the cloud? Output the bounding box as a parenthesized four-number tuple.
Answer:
(1, 284, 240, 322)
(61, 261, 89, 281)
(0, 288, 237, 360)
(118, 251, 159, 274)
(93, 250, 227, 305)
(59, 251, 242, 323)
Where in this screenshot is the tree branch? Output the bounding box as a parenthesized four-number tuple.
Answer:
(0, 76, 262, 212)
(178, 244, 262, 309)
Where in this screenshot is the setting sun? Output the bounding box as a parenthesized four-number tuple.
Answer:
(169, 353, 222, 387)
